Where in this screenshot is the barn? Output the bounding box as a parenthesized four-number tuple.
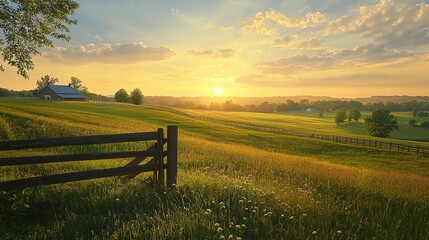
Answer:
(39, 84, 86, 101)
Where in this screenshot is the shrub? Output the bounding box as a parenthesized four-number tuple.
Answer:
(421, 121, 429, 128)
(417, 111, 429, 118)
(0, 117, 14, 140)
(408, 119, 417, 125)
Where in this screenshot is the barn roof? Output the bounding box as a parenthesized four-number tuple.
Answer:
(44, 85, 86, 99)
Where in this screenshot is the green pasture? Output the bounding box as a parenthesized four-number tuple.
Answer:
(0, 100, 428, 239)
(182, 108, 429, 147)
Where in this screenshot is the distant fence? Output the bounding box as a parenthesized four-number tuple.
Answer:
(146, 105, 429, 157)
(86, 101, 429, 157)
(0, 126, 178, 191)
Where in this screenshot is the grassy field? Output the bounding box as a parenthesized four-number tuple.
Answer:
(0, 100, 428, 239)
(182, 109, 429, 148)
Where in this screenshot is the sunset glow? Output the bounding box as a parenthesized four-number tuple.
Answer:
(214, 87, 223, 95)
(1, 0, 429, 97)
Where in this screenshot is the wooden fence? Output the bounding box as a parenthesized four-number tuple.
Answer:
(0, 126, 178, 191)
(146, 105, 429, 157)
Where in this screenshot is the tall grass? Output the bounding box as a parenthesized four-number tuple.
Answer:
(0, 100, 428, 239)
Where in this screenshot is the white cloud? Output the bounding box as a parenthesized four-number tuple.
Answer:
(187, 49, 236, 58)
(272, 35, 299, 48)
(44, 42, 174, 64)
(326, 0, 429, 47)
(295, 38, 323, 50)
(170, 8, 179, 15)
(242, 9, 328, 35)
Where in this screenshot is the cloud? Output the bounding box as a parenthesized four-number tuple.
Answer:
(272, 35, 299, 48)
(170, 8, 179, 15)
(235, 72, 429, 88)
(44, 42, 174, 64)
(241, 12, 276, 35)
(202, 22, 234, 31)
(326, 0, 429, 47)
(187, 49, 236, 58)
(242, 9, 328, 35)
(265, 10, 328, 28)
(257, 44, 415, 74)
(295, 38, 323, 50)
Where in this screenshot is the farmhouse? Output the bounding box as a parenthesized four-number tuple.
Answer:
(39, 84, 86, 101)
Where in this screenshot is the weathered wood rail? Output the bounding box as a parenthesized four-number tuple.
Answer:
(0, 126, 178, 191)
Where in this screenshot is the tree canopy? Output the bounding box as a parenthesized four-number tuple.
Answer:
(0, 0, 79, 78)
(130, 88, 143, 105)
(36, 75, 58, 90)
(69, 76, 88, 94)
(114, 89, 129, 103)
(364, 109, 399, 138)
(335, 108, 347, 125)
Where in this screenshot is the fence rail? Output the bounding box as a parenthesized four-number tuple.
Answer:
(0, 126, 178, 191)
(87, 101, 429, 157)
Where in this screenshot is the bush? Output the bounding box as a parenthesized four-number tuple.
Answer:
(408, 119, 417, 125)
(421, 121, 429, 128)
(417, 111, 429, 118)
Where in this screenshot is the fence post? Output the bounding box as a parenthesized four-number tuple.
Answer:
(167, 126, 178, 187)
(156, 128, 164, 185)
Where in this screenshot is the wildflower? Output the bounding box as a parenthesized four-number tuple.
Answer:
(220, 235, 225, 240)
(236, 237, 242, 240)
(302, 213, 307, 217)
(241, 224, 246, 229)
(204, 211, 209, 215)
(244, 208, 249, 211)
(115, 198, 119, 201)
(289, 216, 294, 220)
(243, 217, 247, 221)
(252, 210, 257, 214)
(235, 225, 241, 229)
(217, 227, 223, 233)
(281, 214, 285, 218)
(228, 235, 233, 239)
(312, 231, 317, 235)
(214, 223, 220, 228)
(337, 230, 342, 234)
(239, 200, 244, 204)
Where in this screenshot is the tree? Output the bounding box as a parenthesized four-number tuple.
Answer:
(318, 107, 325, 118)
(36, 75, 59, 90)
(114, 89, 129, 103)
(349, 108, 361, 121)
(130, 88, 143, 105)
(412, 107, 418, 117)
(0, 0, 79, 78)
(364, 109, 399, 138)
(335, 108, 347, 125)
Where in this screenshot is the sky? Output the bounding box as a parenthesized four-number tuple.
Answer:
(1, 0, 429, 97)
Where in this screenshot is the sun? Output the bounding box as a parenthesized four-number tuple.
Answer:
(214, 87, 223, 95)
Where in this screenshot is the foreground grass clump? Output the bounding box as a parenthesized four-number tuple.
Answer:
(0, 100, 428, 239)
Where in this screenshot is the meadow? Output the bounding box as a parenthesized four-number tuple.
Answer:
(0, 100, 428, 239)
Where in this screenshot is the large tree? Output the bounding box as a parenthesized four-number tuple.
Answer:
(36, 75, 58, 90)
(349, 108, 361, 121)
(69, 76, 88, 94)
(114, 89, 129, 103)
(364, 109, 399, 138)
(335, 108, 347, 125)
(130, 88, 143, 105)
(0, 0, 79, 78)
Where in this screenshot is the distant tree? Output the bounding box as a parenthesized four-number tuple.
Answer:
(114, 89, 129, 103)
(408, 119, 417, 125)
(335, 108, 347, 125)
(417, 111, 429, 118)
(349, 108, 361, 121)
(318, 107, 325, 118)
(364, 109, 399, 138)
(0, 0, 79, 78)
(412, 107, 418, 117)
(299, 99, 309, 107)
(421, 121, 429, 128)
(36, 75, 59, 90)
(130, 88, 143, 105)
